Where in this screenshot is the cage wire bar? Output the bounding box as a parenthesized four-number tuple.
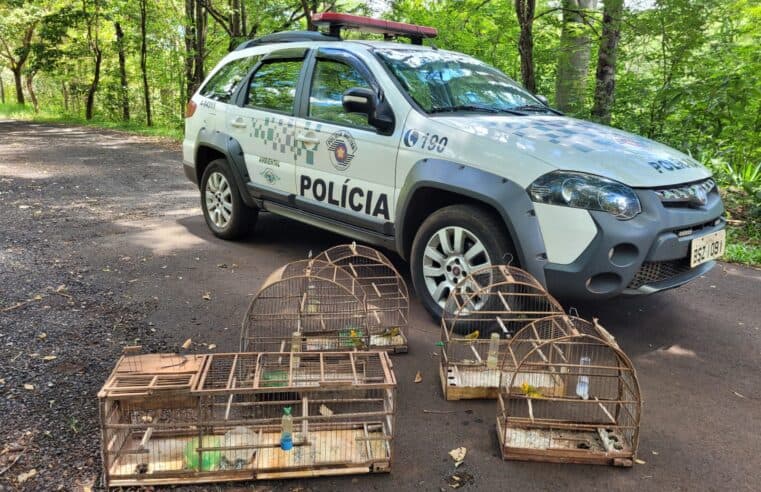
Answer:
(313, 243, 409, 353)
(241, 266, 371, 353)
(99, 350, 396, 487)
(439, 265, 565, 400)
(497, 321, 641, 466)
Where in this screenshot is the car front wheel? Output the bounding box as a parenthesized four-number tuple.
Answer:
(410, 204, 514, 321)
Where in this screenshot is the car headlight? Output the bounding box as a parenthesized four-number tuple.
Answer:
(528, 171, 642, 220)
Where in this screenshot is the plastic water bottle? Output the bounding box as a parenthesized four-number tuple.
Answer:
(280, 406, 293, 451)
(576, 356, 591, 400)
(486, 332, 500, 369)
(291, 331, 301, 369)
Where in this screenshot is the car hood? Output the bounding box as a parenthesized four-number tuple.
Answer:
(433, 114, 712, 188)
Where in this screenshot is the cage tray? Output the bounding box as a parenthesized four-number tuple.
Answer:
(108, 426, 389, 486)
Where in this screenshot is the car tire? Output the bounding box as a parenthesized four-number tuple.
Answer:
(410, 204, 515, 324)
(200, 159, 258, 240)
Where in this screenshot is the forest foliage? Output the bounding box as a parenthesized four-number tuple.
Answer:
(0, 0, 759, 263)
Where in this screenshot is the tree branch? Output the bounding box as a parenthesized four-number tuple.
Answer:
(196, 0, 232, 37)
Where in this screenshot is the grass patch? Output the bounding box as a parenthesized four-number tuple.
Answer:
(0, 103, 182, 141)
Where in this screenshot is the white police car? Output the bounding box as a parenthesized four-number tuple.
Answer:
(183, 13, 726, 318)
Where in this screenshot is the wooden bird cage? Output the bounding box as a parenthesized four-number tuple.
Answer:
(497, 318, 641, 466)
(439, 265, 565, 400)
(241, 267, 370, 353)
(99, 350, 396, 487)
(314, 244, 409, 353)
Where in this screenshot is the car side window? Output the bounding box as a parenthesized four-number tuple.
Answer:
(246, 60, 303, 114)
(200, 55, 260, 103)
(309, 59, 373, 129)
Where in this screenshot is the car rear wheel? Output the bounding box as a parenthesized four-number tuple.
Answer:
(200, 159, 257, 240)
(410, 204, 515, 322)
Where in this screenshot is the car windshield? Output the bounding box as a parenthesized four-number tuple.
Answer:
(375, 48, 544, 114)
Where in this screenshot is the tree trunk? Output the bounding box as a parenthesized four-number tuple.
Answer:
(0, 74, 5, 104)
(515, 0, 536, 93)
(554, 0, 597, 114)
(85, 49, 102, 120)
(140, 0, 152, 126)
(62, 81, 69, 112)
(591, 0, 623, 124)
(115, 21, 130, 121)
(184, 0, 196, 101)
(193, 1, 206, 90)
(25, 73, 38, 112)
(12, 68, 24, 105)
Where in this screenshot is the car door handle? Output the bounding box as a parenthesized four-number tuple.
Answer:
(231, 117, 247, 129)
(295, 133, 320, 145)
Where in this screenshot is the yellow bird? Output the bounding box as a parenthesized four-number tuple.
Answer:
(462, 330, 480, 340)
(349, 329, 367, 350)
(521, 382, 544, 399)
(380, 327, 401, 338)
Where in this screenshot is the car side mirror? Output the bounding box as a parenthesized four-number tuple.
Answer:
(342, 87, 395, 135)
(535, 94, 549, 106)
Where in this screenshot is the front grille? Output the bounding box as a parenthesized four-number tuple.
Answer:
(627, 259, 692, 289)
(653, 178, 716, 207)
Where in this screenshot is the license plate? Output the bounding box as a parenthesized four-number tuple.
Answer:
(690, 229, 726, 267)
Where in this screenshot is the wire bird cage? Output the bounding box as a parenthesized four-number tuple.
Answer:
(314, 244, 409, 353)
(99, 350, 396, 487)
(497, 317, 641, 466)
(241, 265, 371, 353)
(439, 265, 565, 400)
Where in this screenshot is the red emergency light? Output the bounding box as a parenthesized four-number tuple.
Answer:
(311, 12, 438, 45)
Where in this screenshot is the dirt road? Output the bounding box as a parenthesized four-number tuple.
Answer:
(1, 120, 759, 491)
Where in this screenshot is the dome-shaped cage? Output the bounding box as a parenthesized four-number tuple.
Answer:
(241, 271, 370, 353)
(439, 265, 565, 400)
(497, 328, 641, 467)
(314, 243, 409, 352)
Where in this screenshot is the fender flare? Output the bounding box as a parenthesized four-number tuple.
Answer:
(394, 158, 548, 285)
(195, 128, 257, 208)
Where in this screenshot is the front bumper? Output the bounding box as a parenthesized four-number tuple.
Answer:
(544, 186, 725, 300)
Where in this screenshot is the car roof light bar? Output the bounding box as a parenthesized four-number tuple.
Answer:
(311, 12, 438, 45)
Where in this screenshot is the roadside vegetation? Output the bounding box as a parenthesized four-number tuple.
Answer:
(0, 0, 758, 266)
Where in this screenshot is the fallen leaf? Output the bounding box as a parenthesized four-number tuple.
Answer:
(635, 458, 646, 465)
(414, 371, 422, 383)
(652, 450, 659, 455)
(0, 378, 5, 385)
(17, 469, 37, 483)
(33, 294, 43, 301)
(207, 344, 217, 350)
(448, 447, 467, 464)
(23, 384, 35, 391)
(181, 338, 192, 350)
(732, 391, 746, 399)
(319, 404, 334, 417)
(55, 284, 67, 293)
(42, 355, 57, 361)
(202, 292, 211, 300)
(217, 263, 228, 269)
(37, 332, 47, 341)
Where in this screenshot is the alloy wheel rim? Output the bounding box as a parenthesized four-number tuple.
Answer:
(422, 226, 492, 309)
(205, 171, 233, 229)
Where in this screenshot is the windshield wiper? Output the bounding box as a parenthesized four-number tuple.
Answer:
(511, 104, 563, 115)
(429, 104, 525, 116)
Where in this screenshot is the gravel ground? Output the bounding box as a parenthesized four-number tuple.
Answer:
(1, 120, 760, 492)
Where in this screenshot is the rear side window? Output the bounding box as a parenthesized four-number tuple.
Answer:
(246, 60, 303, 114)
(200, 56, 260, 103)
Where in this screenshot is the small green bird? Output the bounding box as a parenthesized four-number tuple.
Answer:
(380, 327, 401, 338)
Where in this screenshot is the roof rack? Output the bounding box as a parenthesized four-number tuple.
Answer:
(312, 12, 438, 45)
(234, 30, 340, 51)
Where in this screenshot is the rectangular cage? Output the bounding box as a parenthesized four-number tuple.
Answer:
(496, 331, 641, 466)
(99, 350, 396, 487)
(439, 266, 565, 400)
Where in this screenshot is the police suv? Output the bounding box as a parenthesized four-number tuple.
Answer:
(183, 13, 726, 319)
